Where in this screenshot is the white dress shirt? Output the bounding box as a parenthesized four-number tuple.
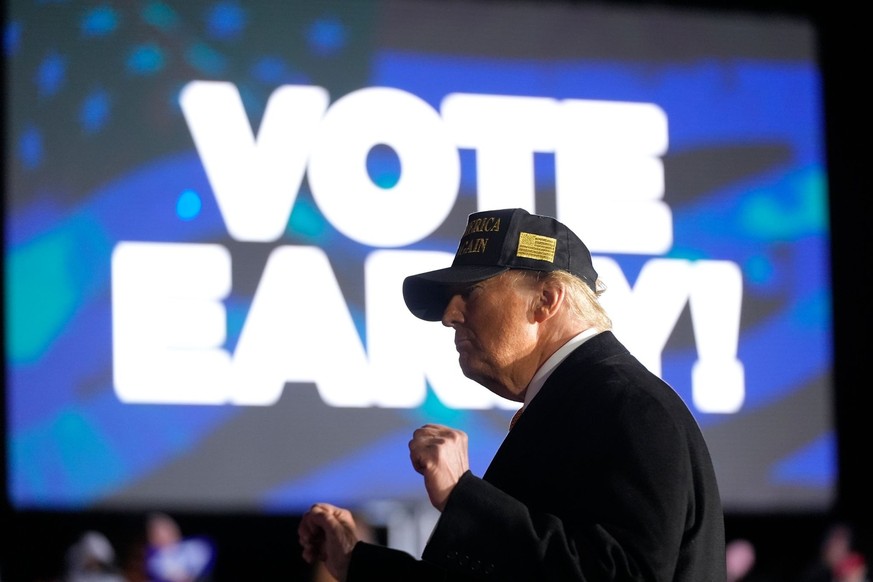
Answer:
(522, 328, 603, 410)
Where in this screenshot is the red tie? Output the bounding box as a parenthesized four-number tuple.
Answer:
(509, 407, 524, 430)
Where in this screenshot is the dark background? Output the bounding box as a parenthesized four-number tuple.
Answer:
(2, 0, 869, 580)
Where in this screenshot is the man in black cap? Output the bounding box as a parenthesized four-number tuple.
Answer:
(299, 208, 726, 581)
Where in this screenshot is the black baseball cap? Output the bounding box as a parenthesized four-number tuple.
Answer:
(402, 208, 598, 321)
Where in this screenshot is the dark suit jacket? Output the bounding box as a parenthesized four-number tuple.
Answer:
(347, 331, 726, 581)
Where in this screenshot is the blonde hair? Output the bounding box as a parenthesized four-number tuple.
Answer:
(508, 269, 612, 331)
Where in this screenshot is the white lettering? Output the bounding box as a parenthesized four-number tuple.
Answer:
(179, 81, 329, 242)
(110, 82, 744, 415)
(441, 93, 556, 212)
(111, 242, 232, 404)
(596, 256, 744, 413)
(689, 260, 745, 413)
(308, 87, 459, 247)
(556, 100, 671, 254)
(229, 245, 375, 406)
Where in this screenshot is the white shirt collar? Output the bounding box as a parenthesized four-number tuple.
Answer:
(522, 328, 602, 409)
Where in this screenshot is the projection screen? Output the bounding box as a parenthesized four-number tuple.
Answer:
(4, 0, 833, 514)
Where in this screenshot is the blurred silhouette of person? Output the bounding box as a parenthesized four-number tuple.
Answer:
(726, 537, 773, 582)
(147, 513, 183, 549)
(143, 513, 215, 582)
(726, 538, 757, 582)
(834, 552, 869, 582)
(120, 512, 214, 582)
(64, 530, 125, 582)
(798, 522, 857, 582)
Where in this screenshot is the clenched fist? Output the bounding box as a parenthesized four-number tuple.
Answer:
(408, 424, 470, 511)
(298, 502, 359, 581)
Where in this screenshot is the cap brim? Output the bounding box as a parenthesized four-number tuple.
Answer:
(402, 265, 509, 321)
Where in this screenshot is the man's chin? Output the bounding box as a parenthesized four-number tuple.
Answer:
(458, 361, 492, 390)
(457, 360, 479, 382)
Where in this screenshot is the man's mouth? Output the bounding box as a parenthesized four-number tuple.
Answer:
(454, 336, 472, 351)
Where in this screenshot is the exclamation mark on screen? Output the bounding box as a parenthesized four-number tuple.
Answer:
(689, 260, 745, 414)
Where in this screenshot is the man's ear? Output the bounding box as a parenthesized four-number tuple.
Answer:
(533, 280, 565, 323)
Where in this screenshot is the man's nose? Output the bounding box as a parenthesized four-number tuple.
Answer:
(441, 294, 464, 327)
